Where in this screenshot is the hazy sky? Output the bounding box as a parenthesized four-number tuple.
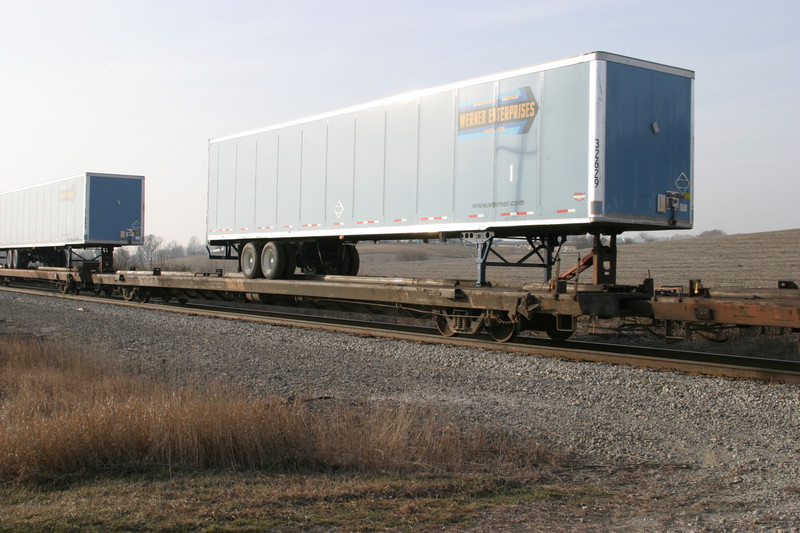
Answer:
(1, 0, 797, 244)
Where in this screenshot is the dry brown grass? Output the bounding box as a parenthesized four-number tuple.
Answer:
(0, 336, 557, 487)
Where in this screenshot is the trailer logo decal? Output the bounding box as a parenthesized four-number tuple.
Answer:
(472, 200, 524, 209)
(458, 87, 538, 139)
(333, 200, 344, 219)
(675, 173, 690, 197)
(58, 185, 75, 202)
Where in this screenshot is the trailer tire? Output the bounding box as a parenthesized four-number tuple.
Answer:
(240, 242, 262, 279)
(260, 242, 285, 280)
(345, 246, 360, 276)
(279, 243, 297, 278)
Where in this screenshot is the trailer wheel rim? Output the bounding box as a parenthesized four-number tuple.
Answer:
(260, 242, 284, 279)
(240, 242, 262, 279)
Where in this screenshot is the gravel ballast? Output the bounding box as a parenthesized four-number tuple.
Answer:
(2, 289, 799, 531)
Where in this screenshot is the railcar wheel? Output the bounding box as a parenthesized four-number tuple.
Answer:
(435, 313, 456, 337)
(240, 242, 262, 279)
(60, 275, 78, 295)
(93, 285, 112, 297)
(487, 320, 519, 343)
(260, 242, 285, 279)
(121, 287, 135, 301)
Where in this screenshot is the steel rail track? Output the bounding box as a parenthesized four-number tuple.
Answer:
(3, 283, 800, 384)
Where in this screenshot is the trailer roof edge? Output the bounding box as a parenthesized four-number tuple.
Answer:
(210, 52, 694, 144)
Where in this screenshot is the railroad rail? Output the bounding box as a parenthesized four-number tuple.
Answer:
(2, 280, 799, 384)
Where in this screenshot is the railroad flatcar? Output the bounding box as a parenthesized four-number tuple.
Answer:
(0, 172, 144, 270)
(207, 51, 694, 281)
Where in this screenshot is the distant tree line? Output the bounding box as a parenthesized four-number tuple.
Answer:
(114, 235, 205, 269)
(636, 229, 726, 243)
(567, 229, 726, 248)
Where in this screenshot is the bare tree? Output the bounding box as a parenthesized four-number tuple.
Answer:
(137, 234, 164, 268)
(186, 235, 205, 256)
(114, 246, 133, 269)
(159, 240, 186, 260)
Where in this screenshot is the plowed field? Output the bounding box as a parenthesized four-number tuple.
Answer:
(357, 229, 800, 290)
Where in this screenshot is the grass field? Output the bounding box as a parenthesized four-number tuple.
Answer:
(0, 336, 570, 531)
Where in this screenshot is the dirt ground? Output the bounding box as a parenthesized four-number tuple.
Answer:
(356, 228, 800, 289)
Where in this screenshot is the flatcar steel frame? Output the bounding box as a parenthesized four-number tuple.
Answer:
(2, 266, 798, 344)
